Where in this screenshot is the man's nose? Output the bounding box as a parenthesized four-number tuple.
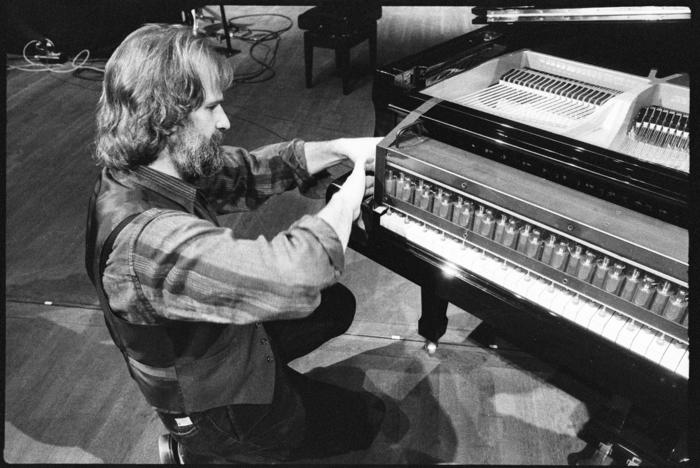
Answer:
(216, 107, 230, 131)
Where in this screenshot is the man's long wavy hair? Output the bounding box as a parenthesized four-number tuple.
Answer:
(94, 24, 234, 170)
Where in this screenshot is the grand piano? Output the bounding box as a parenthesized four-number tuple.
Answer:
(328, 2, 692, 465)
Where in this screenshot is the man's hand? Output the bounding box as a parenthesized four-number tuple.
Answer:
(336, 137, 382, 172)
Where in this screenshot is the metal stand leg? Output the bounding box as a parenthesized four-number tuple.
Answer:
(418, 287, 448, 354)
(216, 2, 239, 57)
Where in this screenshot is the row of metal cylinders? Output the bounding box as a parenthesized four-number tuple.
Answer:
(385, 172, 688, 325)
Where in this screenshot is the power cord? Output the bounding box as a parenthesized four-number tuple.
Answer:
(6, 39, 105, 74)
(224, 13, 294, 84)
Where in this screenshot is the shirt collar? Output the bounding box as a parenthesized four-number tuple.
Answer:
(131, 165, 198, 213)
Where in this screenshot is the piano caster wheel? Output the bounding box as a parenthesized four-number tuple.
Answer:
(424, 341, 438, 355)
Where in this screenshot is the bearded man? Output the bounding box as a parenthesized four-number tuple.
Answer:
(85, 23, 384, 463)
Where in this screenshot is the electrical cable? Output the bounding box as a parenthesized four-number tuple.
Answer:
(228, 113, 290, 141)
(6, 39, 106, 75)
(223, 13, 294, 84)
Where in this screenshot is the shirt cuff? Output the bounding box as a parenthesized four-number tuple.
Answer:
(282, 139, 315, 192)
(291, 214, 345, 276)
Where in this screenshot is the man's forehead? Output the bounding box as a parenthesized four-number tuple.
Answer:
(201, 77, 224, 105)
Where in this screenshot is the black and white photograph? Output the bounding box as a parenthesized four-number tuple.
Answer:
(4, 0, 696, 464)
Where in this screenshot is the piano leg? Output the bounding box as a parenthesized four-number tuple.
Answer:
(418, 287, 448, 354)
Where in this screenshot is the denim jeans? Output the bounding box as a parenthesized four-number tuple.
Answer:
(157, 283, 386, 463)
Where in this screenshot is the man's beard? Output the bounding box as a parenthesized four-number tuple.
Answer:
(169, 127, 224, 182)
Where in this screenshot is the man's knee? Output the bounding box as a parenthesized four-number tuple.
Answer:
(324, 283, 356, 335)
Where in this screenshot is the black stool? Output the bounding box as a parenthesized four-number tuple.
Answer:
(298, 1, 381, 94)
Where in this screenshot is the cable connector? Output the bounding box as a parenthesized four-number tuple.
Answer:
(32, 51, 67, 64)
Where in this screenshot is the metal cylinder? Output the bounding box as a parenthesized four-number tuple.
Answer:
(431, 189, 443, 215)
(493, 215, 508, 244)
(549, 241, 569, 271)
(620, 269, 641, 301)
(565, 245, 583, 275)
(479, 211, 496, 239)
(451, 197, 463, 223)
(662, 290, 688, 322)
(384, 171, 396, 197)
(525, 229, 542, 259)
(602, 263, 625, 295)
(394, 174, 405, 200)
(438, 197, 452, 219)
(417, 187, 431, 210)
(501, 220, 518, 249)
(472, 205, 486, 233)
(400, 180, 414, 203)
(516, 224, 532, 253)
(632, 276, 655, 308)
(457, 202, 474, 228)
(576, 252, 597, 282)
(649, 281, 672, 314)
(540, 235, 556, 265)
(591, 257, 610, 288)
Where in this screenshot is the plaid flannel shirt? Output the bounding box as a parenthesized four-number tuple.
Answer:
(102, 139, 345, 325)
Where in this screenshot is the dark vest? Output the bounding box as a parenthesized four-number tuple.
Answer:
(85, 167, 275, 414)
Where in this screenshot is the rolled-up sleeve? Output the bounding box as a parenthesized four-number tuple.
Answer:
(121, 208, 344, 325)
(198, 139, 315, 214)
